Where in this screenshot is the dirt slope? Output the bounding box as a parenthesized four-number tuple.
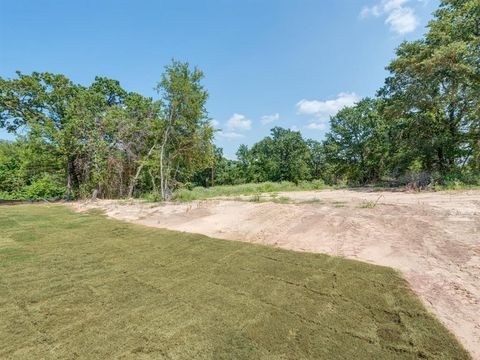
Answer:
(72, 189, 480, 359)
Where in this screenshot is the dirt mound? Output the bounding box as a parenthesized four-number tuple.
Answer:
(72, 189, 480, 359)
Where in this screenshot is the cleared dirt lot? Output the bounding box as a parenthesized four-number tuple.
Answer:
(73, 189, 480, 359)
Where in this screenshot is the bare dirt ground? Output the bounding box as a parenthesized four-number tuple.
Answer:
(72, 189, 480, 359)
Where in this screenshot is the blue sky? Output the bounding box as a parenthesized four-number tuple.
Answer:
(0, 0, 438, 158)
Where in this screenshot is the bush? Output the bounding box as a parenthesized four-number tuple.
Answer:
(393, 171, 480, 191)
(437, 172, 480, 190)
(141, 191, 163, 202)
(0, 192, 17, 200)
(21, 173, 65, 200)
(394, 171, 438, 191)
(172, 180, 329, 201)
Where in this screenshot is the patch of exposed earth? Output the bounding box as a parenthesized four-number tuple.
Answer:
(72, 189, 480, 359)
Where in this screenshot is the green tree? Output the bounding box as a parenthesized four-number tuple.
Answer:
(306, 139, 325, 180)
(0, 71, 79, 198)
(236, 144, 253, 182)
(63, 77, 130, 198)
(0, 139, 65, 199)
(380, 0, 480, 175)
(324, 98, 387, 184)
(154, 60, 214, 200)
(112, 93, 162, 197)
(192, 145, 239, 187)
(242, 127, 311, 183)
(0, 64, 215, 200)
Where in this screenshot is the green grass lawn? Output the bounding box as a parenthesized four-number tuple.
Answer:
(0, 205, 470, 359)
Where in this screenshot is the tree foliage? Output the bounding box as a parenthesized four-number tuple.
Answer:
(0, 0, 479, 199)
(379, 0, 480, 175)
(235, 127, 312, 183)
(0, 61, 214, 200)
(154, 60, 213, 200)
(323, 98, 388, 184)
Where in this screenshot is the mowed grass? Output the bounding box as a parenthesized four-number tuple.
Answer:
(0, 205, 470, 360)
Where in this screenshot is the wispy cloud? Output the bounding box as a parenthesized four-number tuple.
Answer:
(306, 122, 327, 130)
(217, 131, 244, 139)
(261, 113, 280, 125)
(214, 113, 251, 139)
(297, 92, 359, 131)
(385, 7, 418, 34)
(226, 113, 252, 131)
(360, 0, 419, 35)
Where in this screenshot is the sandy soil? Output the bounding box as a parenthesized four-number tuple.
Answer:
(72, 189, 480, 359)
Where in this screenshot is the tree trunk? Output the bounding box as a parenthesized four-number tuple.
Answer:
(148, 169, 156, 192)
(127, 144, 156, 198)
(159, 127, 171, 201)
(211, 166, 214, 187)
(66, 160, 73, 201)
(437, 147, 447, 175)
(66, 172, 71, 201)
(92, 188, 98, 200)
(160, 143, 165, 201)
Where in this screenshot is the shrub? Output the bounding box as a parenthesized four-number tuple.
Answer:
(437, 172, 480, 190)
(22, 173, 65, 200)
(172, 180, 329, 202)
(395, 172, 438, 191)
(141, 191, 163, 202)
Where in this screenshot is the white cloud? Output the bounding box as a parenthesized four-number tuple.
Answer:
(226, 113, 252, 131)
(360, 4, 381, 18)
(290, 125, 299, 132)
(383, 0, 410, 12)
(261, 113, 280, 125)
(296, 92, 359, 119)
(360, 0, 419, 34)
(297, 92, 359, 131)
(217, 131, 244, 139)
(386, 7, 419, 34)
(305, 122, 327, 130)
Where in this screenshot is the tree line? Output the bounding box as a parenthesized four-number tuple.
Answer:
(0, 61, 213, 200)
(0, 0, 479, 200)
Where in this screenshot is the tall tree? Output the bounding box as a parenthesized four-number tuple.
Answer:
(103, 92, 161, 197)
(324, 98, 388, 184)
(380, 0, 480, 174)
(0, 72, 79, 199)
(154, 60, 214, 200)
